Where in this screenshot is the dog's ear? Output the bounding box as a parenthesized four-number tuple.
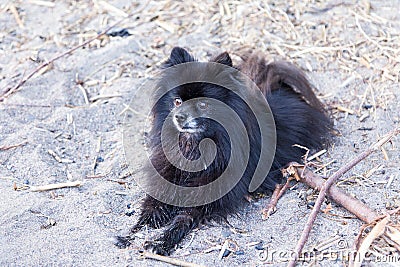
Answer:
(211, 52, 232, 67)
(164, 47, 195, 67)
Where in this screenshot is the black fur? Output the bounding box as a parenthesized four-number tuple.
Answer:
(115, 47, 332, 255)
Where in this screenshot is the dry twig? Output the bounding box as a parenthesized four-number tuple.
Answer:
(29, 181, 82, 192)
(262, 177, 294, 220)
(285, 164, 379, 224)
(288, 127, 400, 267)
(139, 251, 206, 267)
(0, 141, 28, 150)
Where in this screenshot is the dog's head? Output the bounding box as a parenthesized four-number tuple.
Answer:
(157, 47, 234, 136)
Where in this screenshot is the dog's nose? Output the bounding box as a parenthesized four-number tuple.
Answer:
(174, 113, 187, 123)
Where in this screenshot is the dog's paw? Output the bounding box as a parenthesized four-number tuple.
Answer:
(144, 240, 170, 256)
(114, 235, 133, 249)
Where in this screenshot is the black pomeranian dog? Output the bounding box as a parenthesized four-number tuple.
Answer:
(116, 47, 332, 255)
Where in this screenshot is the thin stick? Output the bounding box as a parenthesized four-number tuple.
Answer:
(28, 0, 56, 7)
(0, 141, 28, 150)
(0, 1, 150, 102)
(139, 251, 206, 267)
(89, 94, 122, 102)
(262, 177, 294, 220)
(78, 85, 90, 105)
(9, 4, 24, 29)
(261, 183, 282, 219)
(287, 127, 400, 267)
(48, 149, 74, 163)
(29, 181, 82, 192)
(287, 164, 379, 224)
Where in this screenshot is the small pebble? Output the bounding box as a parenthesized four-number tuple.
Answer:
(222, 249, 231, 257)
(362, 104, 373, 109)
(125, 210, 135, 216)
(107, 28, 132, 37)
(235, 250, 245, 255)
(255, 241, 264, 250)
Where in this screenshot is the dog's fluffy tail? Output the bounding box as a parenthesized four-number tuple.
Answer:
(238, 53, 325, 112)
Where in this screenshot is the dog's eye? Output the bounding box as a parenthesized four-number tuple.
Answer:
(198, 101, 208, 110)
(173, 98, 182, 107)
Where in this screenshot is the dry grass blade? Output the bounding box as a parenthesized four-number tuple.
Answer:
(139, 251, 206, 267)
(29, 181, 82, 192)
(218, 239, 230, 260)
(385, 226, 400, 251)
(307, 149, 327, 161)
(350, 216, 390, 267)
(0, 141, 28, 150)
(98, 0, 128, 17)
(8, 4, 24, 28)
(28, 0, 56, 7)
